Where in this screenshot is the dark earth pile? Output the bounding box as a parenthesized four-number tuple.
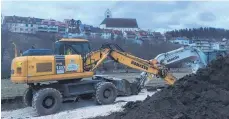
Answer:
(91, 56, 229, 119)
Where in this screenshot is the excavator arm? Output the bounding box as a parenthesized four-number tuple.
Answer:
(85, 43, 177, 85)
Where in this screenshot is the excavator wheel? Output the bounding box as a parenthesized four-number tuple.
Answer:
(23, 87, 33, 107)
(95, 82, 117, 105)
(32, 88, 63, 116)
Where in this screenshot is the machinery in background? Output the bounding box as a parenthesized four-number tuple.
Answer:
(140, 46, 208, 90)
(154, 46, 207, 73)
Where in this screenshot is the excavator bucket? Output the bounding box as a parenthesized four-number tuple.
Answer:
(93, 75, 142, 96)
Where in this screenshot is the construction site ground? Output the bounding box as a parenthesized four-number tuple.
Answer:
(1, 72, 187, 100)
(1, 72, 188, 119)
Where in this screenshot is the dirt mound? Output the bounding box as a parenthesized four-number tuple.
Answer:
(91, 56, 229, 119)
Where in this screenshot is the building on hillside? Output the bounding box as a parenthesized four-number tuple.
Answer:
(90, 27, 103, 39)
(100, 9, 139, 32)
(56, 21, 68, 34)
(83, 25, 92, 36)
(192, 40, 212, 52)
(169, 37, 190, 45)
(112, 30, 123, 39)
(137, 30, 149, 41)
(123, 30, 142, 45)
(38, 19, 58, 32)
(152, 32, 165, 40)
(169, 37, 228, 53)
(100, 18, 139, 32)
(64, 19, 82, 34)
(211, 42, 227, 51)
(101, 29, 112, 40)
(123, 31, 137, 40)
(4, 16, 43, 34)
(147, 31, 155, 40)
(37, 19, 67, 33)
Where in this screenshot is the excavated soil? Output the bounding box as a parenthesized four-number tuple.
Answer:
(91, 56, 229, 119)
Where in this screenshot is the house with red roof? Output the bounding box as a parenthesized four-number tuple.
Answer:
(137, 30, 149, 41)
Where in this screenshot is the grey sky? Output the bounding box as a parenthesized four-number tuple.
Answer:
(2, 1, 229, 32)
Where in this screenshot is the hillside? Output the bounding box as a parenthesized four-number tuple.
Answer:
(1, 31, 181, 78)
(1, 31, 56, 78)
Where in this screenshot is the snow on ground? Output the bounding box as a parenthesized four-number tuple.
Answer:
(1, 90, 156, 119)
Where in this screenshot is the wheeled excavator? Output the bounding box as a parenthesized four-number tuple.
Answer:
(11, 38, 177, 115)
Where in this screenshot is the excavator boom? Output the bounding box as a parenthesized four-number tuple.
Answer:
(85, 43, 177, 85)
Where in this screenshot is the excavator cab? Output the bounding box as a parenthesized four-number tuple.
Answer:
(54, 38, 91, 56)
(21, 38, 91, 56)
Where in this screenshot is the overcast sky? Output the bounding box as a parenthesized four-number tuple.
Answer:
(2, 1, 229, 32)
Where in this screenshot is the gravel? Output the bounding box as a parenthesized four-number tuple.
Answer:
(1, 90, 156, 119)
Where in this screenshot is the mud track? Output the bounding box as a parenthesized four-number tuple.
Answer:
(91, 56, 229, 119)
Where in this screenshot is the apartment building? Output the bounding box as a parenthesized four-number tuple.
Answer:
(4, 16, 43, 34)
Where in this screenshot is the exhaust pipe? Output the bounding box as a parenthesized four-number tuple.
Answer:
(12, 42, 17, 57)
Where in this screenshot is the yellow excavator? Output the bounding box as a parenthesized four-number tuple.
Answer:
(11, 38, 177, 115)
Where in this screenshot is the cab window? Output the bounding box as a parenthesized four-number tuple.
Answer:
(55, 41, 91, 55)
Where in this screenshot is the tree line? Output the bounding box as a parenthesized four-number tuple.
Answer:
(165, 27, 229, 40)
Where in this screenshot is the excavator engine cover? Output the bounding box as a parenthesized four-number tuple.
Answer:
(22, 49, 53, 56)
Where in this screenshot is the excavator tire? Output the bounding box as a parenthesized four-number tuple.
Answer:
(23, 87, 33, 107)
(95, 82, 117, 105)
(32, 88, 63, 116)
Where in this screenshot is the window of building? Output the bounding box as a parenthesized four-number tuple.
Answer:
(50, 22, 55, 26)
(26, 24, 28, 27)
(38, 27, 48, 30)
(50, 28, 57, 30)
(31, 24, 33, 27)
(20, 28, 23, 31)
